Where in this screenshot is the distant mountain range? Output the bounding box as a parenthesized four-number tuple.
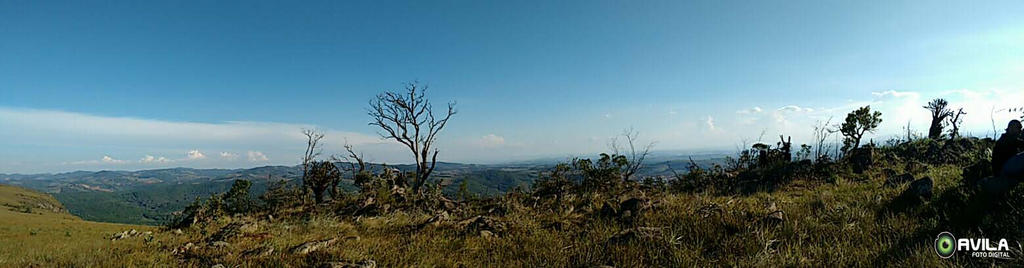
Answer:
(0, 154, 729, 225)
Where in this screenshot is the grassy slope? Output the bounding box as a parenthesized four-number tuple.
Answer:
(0, 184, 164, 266)
(3, 163, 1021, 266)
(145, 164, 1021, 267)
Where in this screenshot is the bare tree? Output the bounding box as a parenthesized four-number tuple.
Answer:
(609, 127, 655, 182)
(341, 142, 367, 177)
(946, 108, 966, 138)
(301, 129, 325, 200)
(334, 142, 377, 189)
(812, 117, 834, 160)
(923, 98, 952, 139)
(367, 82, 456, 194)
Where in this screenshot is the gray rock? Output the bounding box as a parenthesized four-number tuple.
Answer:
(765, 201, 784, 224)
(291, 238, 338, 255)
(210, 241, 230, 248)
(319, 260, 376, 268)
(905, 177, 933, 200)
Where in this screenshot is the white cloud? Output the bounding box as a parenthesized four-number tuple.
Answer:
(704, 116, 716, 130)
(777, 105, 814, 113)
(0, 107, 384, 148)
(737, 106, 763, 114)
(476, 134, 506, 147)
(101, 155, 126, 164)
(219, 152, 239, 160)
(871, 90, 921, 102)
(140, 155, 171, 163)
(247, 151, 269, 162)
(186, 150, 205, 160)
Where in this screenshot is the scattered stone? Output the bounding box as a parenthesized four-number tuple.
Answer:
(239, 222, 259, 233)
(171, 242, 197, 255)
(211, 264, 225, 268)
(885, 173, 915, 187)
(764, 201, 784, 225)
(172, 229, 184, 235)
(110, 229, 144, 241)
(210, 241, 230, 248)
(319, 260, 377, 268)
(353, 198, 380, 217)
(485, 205, 507, 216)
(479, 230, 496, 239)
(242, 245, 275, 258)
(291, 238, 338, 255)
(415, 211, 449, 230)
(209, 221, 259, 242)
(457, 216, 505, 236)
(696, 204, 722, 218)
(904, 177, 934, 200)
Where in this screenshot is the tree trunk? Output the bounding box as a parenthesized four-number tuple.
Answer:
(928, 120, 943, 139)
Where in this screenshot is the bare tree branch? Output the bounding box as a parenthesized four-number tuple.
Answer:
(367, 81, 457, 194)
(609, 127, 655, 182)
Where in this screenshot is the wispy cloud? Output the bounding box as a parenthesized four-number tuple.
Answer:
(140, 155, 171, 163)
(186, 149, 206, 160)
(247, 151, 269, 162)
(475, 134, 506, 148)
(219, 152, 239, 160)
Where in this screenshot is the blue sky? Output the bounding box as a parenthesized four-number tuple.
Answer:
(2, 0, 1023, 173)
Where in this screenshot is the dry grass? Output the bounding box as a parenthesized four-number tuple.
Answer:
(3, 163, 1021, 267)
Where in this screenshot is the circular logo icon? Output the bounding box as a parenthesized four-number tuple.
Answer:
(935, 232, 956, 258)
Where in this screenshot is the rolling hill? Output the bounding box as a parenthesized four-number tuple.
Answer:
(0, 156, 728, 226)
(0, 184, 159, 266)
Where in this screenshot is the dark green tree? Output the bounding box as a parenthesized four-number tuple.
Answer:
(305, 160, 341, 203)
(839, 106, 883, 152)
(223, 179, 253, 214)
(574, 153, 629, 192)
(260, 177, 302, 210)
(923, 98, 952, 139)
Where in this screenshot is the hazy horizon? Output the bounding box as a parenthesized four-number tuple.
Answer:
(3, 1, 1023, 173)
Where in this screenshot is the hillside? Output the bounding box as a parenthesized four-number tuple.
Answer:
(2, 137, 1023, 266)
(1, 157, 724, 225)
(0, 184, 159, 266)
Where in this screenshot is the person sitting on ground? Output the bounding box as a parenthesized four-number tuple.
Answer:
(992, 120, 1024, 177)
